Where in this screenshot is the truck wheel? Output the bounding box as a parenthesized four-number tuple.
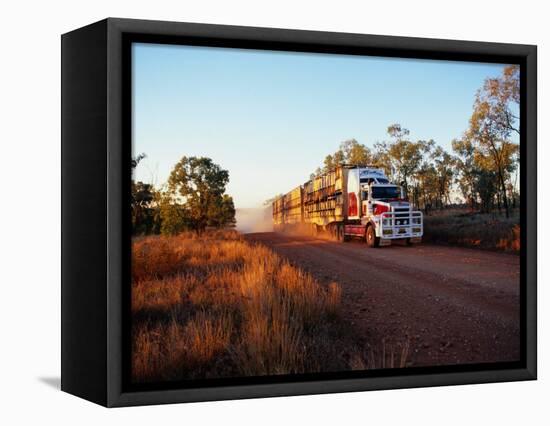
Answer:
(366, 225, 380, 248)
(312, 224, 320, 237)
(330, 224, 337, 241)
(342, 225, 351, 242)
(336, 224, 345, 242)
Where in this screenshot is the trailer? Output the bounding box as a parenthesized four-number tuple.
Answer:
(272, 165, 423, 247)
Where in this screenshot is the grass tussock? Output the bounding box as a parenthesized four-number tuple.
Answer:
(423, 209, 520, 254)
(131, 230, 366, 383)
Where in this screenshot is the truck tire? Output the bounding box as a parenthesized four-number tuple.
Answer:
(311, 224, 320, 237)
(336, 224, 345, 242)
(329, 224, 336, 240)
(366, 225, 380, 248)
(342, 225, 351, 242)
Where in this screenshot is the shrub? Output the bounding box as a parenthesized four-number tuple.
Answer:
(423, 209, 520, 253)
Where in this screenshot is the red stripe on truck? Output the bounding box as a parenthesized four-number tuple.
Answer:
(348, 192, 358, 216)
(374, 204, 389, 216)
(345, 225, 366, 235)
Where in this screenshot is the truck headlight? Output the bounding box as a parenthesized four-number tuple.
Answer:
(383, 229, 393, 235)
(413, 227, 421, 233)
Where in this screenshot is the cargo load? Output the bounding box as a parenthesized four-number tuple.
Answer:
(273, 165, 423, 247)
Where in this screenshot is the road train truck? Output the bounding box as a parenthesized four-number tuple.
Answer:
(272, 165, 423, 247)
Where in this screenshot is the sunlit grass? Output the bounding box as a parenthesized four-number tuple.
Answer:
(131, 230, 370, 382)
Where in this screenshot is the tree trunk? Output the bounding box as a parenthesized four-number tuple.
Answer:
(498, 169, 510, 218)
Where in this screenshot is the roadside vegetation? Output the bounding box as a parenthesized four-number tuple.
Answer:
(131, 156, 237, 236)
(422, 209, 520, 253)
(131, 230, 382, 383)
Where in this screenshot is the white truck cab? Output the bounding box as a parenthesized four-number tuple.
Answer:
(347, 167, 423, 247)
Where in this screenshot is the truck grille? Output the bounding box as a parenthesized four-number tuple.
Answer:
(393, 208, 410, 225)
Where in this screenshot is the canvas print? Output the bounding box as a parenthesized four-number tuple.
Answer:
(130, 43, 520, 384)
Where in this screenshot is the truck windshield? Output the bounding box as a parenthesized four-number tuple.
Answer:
(371, 186, 401, 200)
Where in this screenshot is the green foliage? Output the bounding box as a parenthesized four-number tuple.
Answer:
(462, 64, 520, 217)
(208, 194, 237, 228)
(341, 139, 372, 166)
(131, 181, 160, 235)
(473, 169, 498, 213)
(395, 140, 433, 191)
(159, 196, 190, 236)
(131, 153, 162, 235)
(321, 139, 372, 174)
(431, 146, 456, 208)
(163, 156, 234, 233)
(131, 154, 236, 236)
(452, 138, 478, 208)
(373, 126, 436, 207)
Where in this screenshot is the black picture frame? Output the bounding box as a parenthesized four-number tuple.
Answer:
(61, 17, 537, 407)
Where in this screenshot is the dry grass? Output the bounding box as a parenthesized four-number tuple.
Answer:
(131, 230, 368, 383)
(423, 209, 520, 254)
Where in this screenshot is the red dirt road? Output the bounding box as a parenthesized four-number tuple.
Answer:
(245, 232, 520, 367)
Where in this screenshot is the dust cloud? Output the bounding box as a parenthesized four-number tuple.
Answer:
(235, 207, 273, 234)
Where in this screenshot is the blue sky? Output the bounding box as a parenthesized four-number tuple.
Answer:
(132, 42, 510, 208)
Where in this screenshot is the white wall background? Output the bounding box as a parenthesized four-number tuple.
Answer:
(0, 0, 545, 423)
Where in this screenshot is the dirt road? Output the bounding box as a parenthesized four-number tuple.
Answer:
(245, 232, 520, 367)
